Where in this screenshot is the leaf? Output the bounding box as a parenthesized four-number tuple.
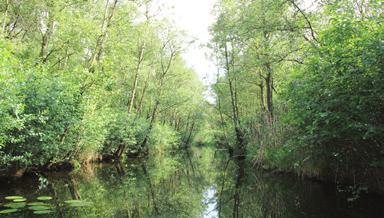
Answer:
(4, 202, 26, 209)
(0, 209, 18, 214)
(27, 202, 50, 206)
(13, 198, 27, 202)
(33, 210, 53, 214)
(5, 196, 24, 200)
(37, 196, 52, 201)
(29, 205, 51, 211)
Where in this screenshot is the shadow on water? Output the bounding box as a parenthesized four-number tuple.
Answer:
(0, 148, 384, 217)
(212, 151, 384, 218)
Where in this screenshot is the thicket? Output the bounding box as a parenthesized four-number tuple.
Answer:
(0, 0, 210, 170)
(210, 0, 384, 182)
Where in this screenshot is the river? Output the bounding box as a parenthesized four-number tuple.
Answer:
(0, 147, 383, 217)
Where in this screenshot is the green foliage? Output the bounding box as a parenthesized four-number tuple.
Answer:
(103, 112, 145, 155)
(282, 15, 384, 172)
(149, 124, 180, 155)
(211, 0, 384, 182)
(0, 0, 209, 169)
(0, 47, 82, 166)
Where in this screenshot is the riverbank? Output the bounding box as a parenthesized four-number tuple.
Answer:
(257, 161, 384, 196)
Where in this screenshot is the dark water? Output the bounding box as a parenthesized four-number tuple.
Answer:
(0, 148, 384, 218)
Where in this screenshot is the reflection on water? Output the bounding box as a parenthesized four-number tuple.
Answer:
(203, 186, 218, 218)
(1, 148, 384, 218)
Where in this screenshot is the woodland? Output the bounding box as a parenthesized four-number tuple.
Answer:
(0, 0, 383, 197)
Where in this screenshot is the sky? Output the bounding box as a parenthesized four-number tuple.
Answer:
(150, 0, 317, 103)
(154, 0, 218, 100)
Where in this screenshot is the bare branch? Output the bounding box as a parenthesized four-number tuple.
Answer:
(287, 0, 318, 43)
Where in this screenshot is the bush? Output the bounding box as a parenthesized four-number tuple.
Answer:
(103, 111, 146, 156)
(282, 17, 384, 172)
(149, 124, 180, 156)
(0, 64, 82, 167)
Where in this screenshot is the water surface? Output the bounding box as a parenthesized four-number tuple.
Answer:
(0, 148, 383, 218)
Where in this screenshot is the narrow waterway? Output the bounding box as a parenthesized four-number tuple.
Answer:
(0, 148, 384, 217)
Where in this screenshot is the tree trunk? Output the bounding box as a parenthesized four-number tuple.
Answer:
(137, 72, 150, 114)
(224, 43, 244, 150)
(89, 0, 118, 72)
(128, 42, 145, 114)
(2, 0, 9, 34)
(114, 143, 125, 160)
(265, 64, 273, 124)
(140, 99, 159, 152)
(139, 39, 178, 152)
(259, 80, 265, 112)
(183, 121, 195, 147)
(40, 11, 55, 62)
